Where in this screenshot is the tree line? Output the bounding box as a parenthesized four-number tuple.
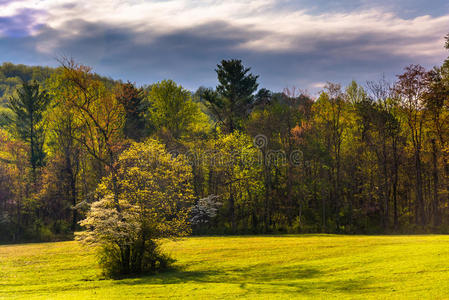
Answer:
(1, 37, 449, 245)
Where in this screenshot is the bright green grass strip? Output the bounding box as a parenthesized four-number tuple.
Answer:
(1, 235, 449, 299)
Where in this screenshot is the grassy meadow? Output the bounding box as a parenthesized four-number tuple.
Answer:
(1, 235, 449, 299)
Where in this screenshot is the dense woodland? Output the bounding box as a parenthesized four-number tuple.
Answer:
(1, 37, 449, 244)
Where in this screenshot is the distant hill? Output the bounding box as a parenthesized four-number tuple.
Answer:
(0, 62, 120, 127)
(0, 62, 120, 106)
(0, 62, 56, 105)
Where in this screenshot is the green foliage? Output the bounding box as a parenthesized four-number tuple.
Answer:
(2, 40, 449, 245)
(149, 79, 208, 139)
(0, 62, 55, 105)
(213, 131, 264, 232)
(6, 81, 50, 176)
(116, 81, 148, 141)
(52, 60, 125, 172)
(216, 59, 259, 104)
(346, 80, 368, 104)
(76, 139, 195, 276)
(0, 106, 13, 127)
(202, 59, 259, 132)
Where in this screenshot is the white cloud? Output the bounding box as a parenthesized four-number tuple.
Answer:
(1, 0, 447, 61)
(1, 0, 448, 91)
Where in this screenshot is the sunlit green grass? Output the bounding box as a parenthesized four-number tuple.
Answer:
(1, 235, 449, 299)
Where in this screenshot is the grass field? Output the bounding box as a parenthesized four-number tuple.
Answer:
(1, 235, 449, 299)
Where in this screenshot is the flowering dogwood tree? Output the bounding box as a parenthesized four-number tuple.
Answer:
(76, 139, 194, 277)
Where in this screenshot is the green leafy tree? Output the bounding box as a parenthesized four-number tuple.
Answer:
(149, 79, 208, 139)
(209, 131, 264, 233)
(76, 139, 195, 277)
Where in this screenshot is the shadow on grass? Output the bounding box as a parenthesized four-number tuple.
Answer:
(113, 268, 222, 285)
(112, 263, 320, 285)
(237, 277, 376, 297)
(111, 263, 376, 296)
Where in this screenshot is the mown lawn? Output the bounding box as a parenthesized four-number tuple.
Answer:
(1, 235, 449, 299)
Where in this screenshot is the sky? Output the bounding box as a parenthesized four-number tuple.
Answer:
(0, 0, 448, 94)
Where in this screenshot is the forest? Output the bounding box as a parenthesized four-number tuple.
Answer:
(1, 35, 449, 252)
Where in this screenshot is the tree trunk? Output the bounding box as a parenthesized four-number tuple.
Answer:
(229, 184, 235, 233)
(70, 173, 77, 232)
(431, 139, 440, 227)
(392, 137, 399, 229)
(382, 140, 389, 229)
(415, 148, 426, 226)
